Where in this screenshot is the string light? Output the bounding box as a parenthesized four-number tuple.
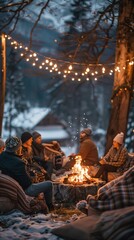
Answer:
(5, 34, 134, 82)
(111, 83, 133, 102)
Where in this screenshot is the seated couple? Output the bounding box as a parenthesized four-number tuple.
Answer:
(65, 129, 128, 183)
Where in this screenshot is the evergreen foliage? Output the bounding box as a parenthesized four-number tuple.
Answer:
(4, 49, 29, 136)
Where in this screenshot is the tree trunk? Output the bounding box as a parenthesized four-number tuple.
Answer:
(0, 33, 6, 137)
(105, 0, 134, 152)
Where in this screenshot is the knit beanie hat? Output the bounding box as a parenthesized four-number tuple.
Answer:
(81, 128, 92, 136)
(6, 136, 22, 152)
(0, 138, 5, 148)
(113, 132, 124, 144)
(32, 131, 41, 140)
(21, 132, 32, 144)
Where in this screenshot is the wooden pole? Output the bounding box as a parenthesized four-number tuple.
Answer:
(0, 33, 6, 137)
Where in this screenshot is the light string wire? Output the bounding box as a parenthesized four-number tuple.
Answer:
(4, 34, 134, 82)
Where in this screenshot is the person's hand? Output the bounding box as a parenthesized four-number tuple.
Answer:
(99, 158, 106, 165)
(41, 169, 47, 174)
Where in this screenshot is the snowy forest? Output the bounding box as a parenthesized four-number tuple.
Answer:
(0, 0, 134, 154)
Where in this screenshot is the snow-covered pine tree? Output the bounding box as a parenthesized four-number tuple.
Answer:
(4, 48, 29, 137)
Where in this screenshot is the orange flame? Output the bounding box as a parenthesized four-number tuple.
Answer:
(68, 155, 90, 184)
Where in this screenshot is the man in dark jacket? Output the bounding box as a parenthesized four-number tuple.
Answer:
(0, 136, 53, 211)
(78, 128, 99, 166)
(64, 128, 99, 171)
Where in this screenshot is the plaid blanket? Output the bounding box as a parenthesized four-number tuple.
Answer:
(87, 166, 134, 211)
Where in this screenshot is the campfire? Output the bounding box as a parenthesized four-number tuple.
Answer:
(64, 155, 91, 185)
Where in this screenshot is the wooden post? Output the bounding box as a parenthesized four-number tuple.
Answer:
(0, 33, 6, 137)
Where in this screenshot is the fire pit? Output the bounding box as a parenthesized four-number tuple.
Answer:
(53, 155, 105, 205)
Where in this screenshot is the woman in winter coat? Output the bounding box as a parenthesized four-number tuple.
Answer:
(94, 132, 128, 182)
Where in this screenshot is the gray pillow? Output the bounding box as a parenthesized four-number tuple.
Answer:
(52, 213, 101, 240)
(95, 206, 134, 240)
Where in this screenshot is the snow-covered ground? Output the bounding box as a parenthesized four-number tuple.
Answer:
(0, 210, 80, 240)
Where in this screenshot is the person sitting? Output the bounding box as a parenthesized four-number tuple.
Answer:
(65, 128, 99, 171)
(0, 138, 5, 154)
(32, 131, 53, 178)
(0, 136, 54, 211)
(94, 132, 128, 182)
(78, 128, 99, 166)
(21, 131, 50, 182)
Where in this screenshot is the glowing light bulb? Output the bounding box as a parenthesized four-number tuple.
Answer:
(102, 67, 105, 73)
(68, 65, 72, 70)
(49, 62, 53, 66)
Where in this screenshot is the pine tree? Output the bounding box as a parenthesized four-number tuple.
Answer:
(4, 48, 29, 137)
(125, 100, 134, 152)
(59, 0, 92, 62)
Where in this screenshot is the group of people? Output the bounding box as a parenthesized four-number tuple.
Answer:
(66, 128, 128, 183)
(0, 127, 130, 213)
(0, 132, 55, 212)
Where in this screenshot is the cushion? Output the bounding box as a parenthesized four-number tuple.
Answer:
(0, 197, 15, 213)
(0, 174, 33, 214)
(52, 206, 134, 240)
(52, 211, 101, 240)
(95, 206, 134, 240)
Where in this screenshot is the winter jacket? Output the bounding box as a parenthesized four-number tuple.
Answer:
(103, 145, 128, 167)
(78, 136, 99, 166)
(32, 141, 45, 160)
(0, 151, 31, 190)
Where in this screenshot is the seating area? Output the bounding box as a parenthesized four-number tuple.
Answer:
(0, 153, 133, 214)
(0, 162, 134, 240)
